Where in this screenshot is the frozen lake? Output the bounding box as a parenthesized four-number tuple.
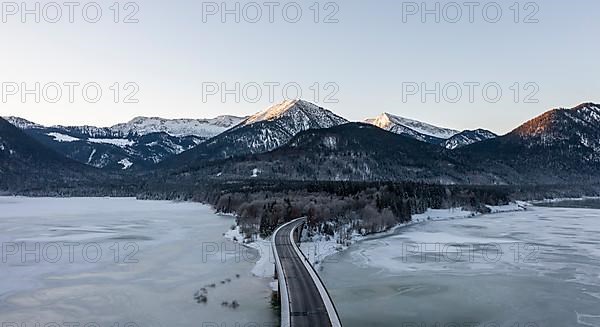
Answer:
(3, 197, 599, 327)
(0, 197, 278, 326)
(321, 205, 600, 327)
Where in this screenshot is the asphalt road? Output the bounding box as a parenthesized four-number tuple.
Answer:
(274, 220, 333, 327)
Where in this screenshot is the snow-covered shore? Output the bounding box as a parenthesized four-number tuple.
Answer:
(299, 202, 528, 270)
(529, 196, 600, 204)
(223, 202, 528, 279)
(224, 227, 276, 278)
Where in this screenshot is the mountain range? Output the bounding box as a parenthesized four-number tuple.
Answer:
(456, 103, 600, 184)
(3, 115, 245, 170)
(192, 123, 497, 184)
(2, 100, 600, 190)
(365, 113, 497, 148)
(160, 100, 600, 185)
(159, 99, 348, 168)
(0, 117, 114, 194)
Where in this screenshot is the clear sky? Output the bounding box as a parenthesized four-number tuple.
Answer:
(0, 0, 598, 134)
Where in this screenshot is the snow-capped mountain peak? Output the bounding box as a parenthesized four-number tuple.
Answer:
(110, 115, 245, 138)
(366, 113, 460, 141)
(163, 99, 350, 166)
(242, 99, 301, 125)
(241, 99, 347, 127)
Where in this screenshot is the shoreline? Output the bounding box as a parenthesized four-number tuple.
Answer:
(299, 202, 529, 270)
(224, 201, 530, 280)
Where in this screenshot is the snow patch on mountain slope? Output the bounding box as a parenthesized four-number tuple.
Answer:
(366, 113, 460, 139)
(87, 149, 96, 164)
(47, 132, 80, 142)
(322, 136, 338, 150)
(88, 138, 134, 148)
(118, 158, 133, 170)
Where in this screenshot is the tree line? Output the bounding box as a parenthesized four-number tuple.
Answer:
(138, 179, 514, 243)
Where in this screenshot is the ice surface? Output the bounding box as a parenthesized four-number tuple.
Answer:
(320, 205, 600, 327)
(0, 197, 276, 326)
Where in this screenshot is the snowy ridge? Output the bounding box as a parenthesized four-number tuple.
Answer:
(111, 115, 245, 138)
(52, 124, 117, 138)
(3, 116, 44, 130)
(366, 113, 460, 140)
(5, 114, 244, 170)
(5, 115, 245, 139)
(443, 129, 497, 149)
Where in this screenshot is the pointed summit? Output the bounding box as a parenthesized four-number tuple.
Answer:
(240, 99, 347, 128)
(160, 99, 348, 167)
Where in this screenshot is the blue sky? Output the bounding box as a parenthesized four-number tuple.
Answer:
(0, 0, 598, 134)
